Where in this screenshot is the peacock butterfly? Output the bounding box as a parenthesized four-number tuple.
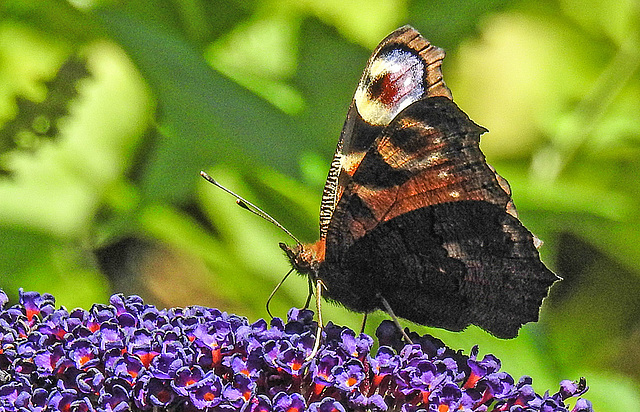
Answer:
(279, 25, 559, 339)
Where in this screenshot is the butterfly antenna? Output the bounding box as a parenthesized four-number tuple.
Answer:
(266, 267, 295, 319)
(200, 171, 302, 246)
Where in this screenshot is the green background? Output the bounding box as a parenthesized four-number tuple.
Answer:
(1, 0, 639, 410)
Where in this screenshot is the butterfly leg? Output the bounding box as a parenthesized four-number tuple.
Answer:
(378, 294, 413, 344)
(306, 278, 326, 361)
(303, 277, 314, 310)
(359, 313, 368, 334)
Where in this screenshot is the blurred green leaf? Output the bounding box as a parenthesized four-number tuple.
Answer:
(409, 0, 511, 49)
(95, 8, 301, 202)
(1, 0, 101, 44)
(0, 226, 109, 308)
(576, 372, 640, 412)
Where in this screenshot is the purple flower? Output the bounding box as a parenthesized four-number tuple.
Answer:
(193, 320, 233, 351)
(558, 378, 589, 399)
(19, 289, 55, 323)
(224, 352, 263, 378)
(95, 322, 125, 352)
(33, 342, 64, 375)
(430, 382, 476, 411)
(308, 397, 346, 412)
(335, 329, 373, 361)
(171, 365, 205, 396)
(0, 290, 8, 309)
(348, 392, 387, 411)
(76, 367, 105, 394)
(149, 350, 184, 379)
(573, 398, 594, 412)
(22, 387, 48, 412)
(251, 318, 286, 343)
(127, 329, 158, 368)
(48, 388, 94, 412)
(0, 289, 593, 412)
(98, 381, 130, 412)
(276, 343, 309, 376)
(69, 338, 100, 369)
(0, 380, 28, 408)
(135, 375, 174, 408)
(231, 373, 257, 403)
(285, 308, 315, 335)
(189, 372, 224, 409)
(369, 346, 399, 378)
(396, 358, 451, 403)
(485, 371, 515, 398)
(333, 359, 365, 392)
(110, 352, 145, 384)
(243, 394, 272, 412)
(310, 352, 340, 389)
(465, 346, 500, 389)
(273, 392, 306, 412)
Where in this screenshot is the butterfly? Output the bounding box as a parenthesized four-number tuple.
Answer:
(278, 25, 559, 339)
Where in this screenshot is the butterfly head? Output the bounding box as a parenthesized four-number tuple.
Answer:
(279, 241, 325, 278)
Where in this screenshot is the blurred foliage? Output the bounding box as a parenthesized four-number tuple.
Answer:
(0, 0, 639, 410)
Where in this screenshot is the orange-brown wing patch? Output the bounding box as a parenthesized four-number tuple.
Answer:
(330, 96, 516, 247)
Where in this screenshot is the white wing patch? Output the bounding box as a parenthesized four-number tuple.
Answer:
(354, 49, 425, 126)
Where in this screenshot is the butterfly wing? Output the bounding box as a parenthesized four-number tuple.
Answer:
(316, 27, 558, 338)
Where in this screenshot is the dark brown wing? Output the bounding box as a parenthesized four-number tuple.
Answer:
(319, 97, 558, 338)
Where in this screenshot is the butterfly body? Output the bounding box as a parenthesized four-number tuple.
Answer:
(281, 26, 558, 339)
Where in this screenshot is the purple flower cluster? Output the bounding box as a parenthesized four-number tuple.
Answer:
(0, 289, 592, 412)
